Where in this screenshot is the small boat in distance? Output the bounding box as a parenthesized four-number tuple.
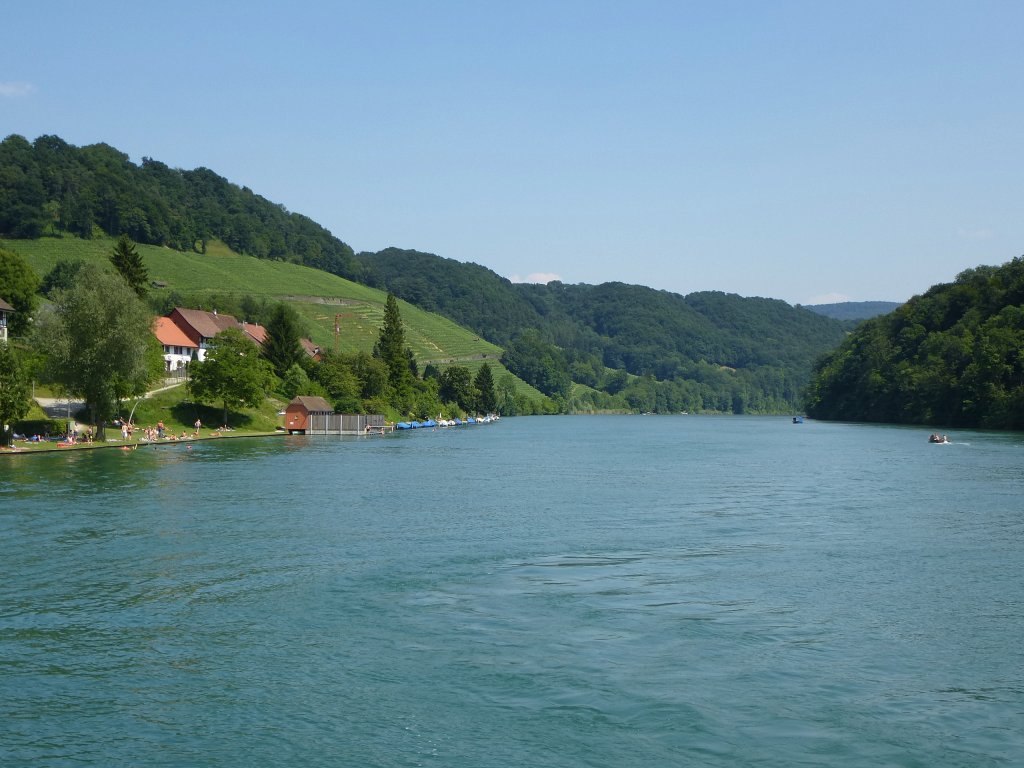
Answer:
(792, 416, 804, 424)
(928, 433, 951, 444)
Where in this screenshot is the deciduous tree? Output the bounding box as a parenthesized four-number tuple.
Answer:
(41, 259, 86, 298)
(439, 365, 474, 411)
(0, 343, 31, 447)
(0, 247, 40, 336)
(187, 327, 274, 425)
(32, 264, 158, 439)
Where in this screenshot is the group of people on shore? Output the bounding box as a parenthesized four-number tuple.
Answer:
(6, 417, 237, 452)
(114, 417, 232, 443)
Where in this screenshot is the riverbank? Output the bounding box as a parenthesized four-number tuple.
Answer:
(1, 430, 285, 456)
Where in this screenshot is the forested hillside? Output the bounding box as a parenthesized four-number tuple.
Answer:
(0, 134, 367, 283)
(804, 258, 1024, 429)
(2, 134, 850, 414)
(359, 248, 848, 413)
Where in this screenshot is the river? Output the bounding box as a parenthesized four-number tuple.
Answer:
(2, 416, 1022, 766)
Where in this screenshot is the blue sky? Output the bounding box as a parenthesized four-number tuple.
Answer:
(4, 1, 1022, 305)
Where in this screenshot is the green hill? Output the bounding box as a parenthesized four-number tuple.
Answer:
(2, 133, 849, 414)
(0, 134, 367, 283)
(1, 234, 541, 402)
(804, 257, 1024, 429)
(359, 248, 848, 412)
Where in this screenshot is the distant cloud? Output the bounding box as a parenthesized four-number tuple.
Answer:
(805, 292, 850, 306)
(957, 227, 995, 241)
(509, 272, 561, 284)
(0, 81, 34, 97)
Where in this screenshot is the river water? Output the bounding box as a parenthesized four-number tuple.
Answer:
(2, 416, 1022, 767)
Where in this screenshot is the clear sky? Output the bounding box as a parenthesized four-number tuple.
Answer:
(4, 1, 1022, 305)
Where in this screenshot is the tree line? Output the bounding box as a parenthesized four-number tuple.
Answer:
(804, 256, 1024, 429)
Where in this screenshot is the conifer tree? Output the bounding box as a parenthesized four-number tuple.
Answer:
(263, 303, 303, 378)
(109, 235, 148, 297)
(474, 362, 497, 414)
(374, 293, 413, 397)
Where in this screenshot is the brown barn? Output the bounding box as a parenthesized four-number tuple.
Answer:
(284, 396, 334, 434)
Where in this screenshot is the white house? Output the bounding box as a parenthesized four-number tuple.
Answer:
(153, 316, 199, 373)
(0, 297, 13, 344)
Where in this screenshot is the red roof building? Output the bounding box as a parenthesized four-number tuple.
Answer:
(284, 396, 334, 433)
(153, 317, 199, 372)
(155, 307, 321, 367)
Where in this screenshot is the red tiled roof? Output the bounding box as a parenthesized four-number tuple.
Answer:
(242, 323, 268, 345)
(171, 307, 241, 340)
(153, 317, 199, 348)
(288, 396, 333, 413)
(300, 338, 322, 358)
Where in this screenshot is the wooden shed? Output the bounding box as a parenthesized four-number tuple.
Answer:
(284, 396, 334, 434)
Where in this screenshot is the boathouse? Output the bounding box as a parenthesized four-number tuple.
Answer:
(284, 396, 334, 434)
(283, 396, 388, 435)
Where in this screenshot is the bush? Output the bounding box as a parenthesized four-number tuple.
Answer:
(13, 418, 64, 437)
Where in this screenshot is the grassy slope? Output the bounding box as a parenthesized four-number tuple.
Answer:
(3, 235, 541, 400)
(3, 235, 547, 422)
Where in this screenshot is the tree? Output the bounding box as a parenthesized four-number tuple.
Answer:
(501, 330, 572, 401)
(0, 247, 40, 336)
(187, 327, 274, 425)
(41, 259, 86, 298)
(0, 343, 31, 447)
(375, 294, 408, 378)
(439, 366, 474, 411)
(313, 351, 363, 412)
(374, 293, 414, 405)
(281, 363, 327, 400)
(32, 264, 157, 439)
(262, 302, 303, 378)
(474, 362, 497, 413)
(496, 374, 520, 415)
(109, 234, 148, 297)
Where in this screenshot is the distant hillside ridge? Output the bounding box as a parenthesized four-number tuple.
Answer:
(0, 134, 369, 284)
(2, 133, 846, 413)
(804, 257, 1024, 429)
(358, 247, 848, 413)
(805, 301, 901, 321)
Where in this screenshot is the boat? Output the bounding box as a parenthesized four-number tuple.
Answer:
(928, 433, 950, 444)
(792, 416, 804, 424)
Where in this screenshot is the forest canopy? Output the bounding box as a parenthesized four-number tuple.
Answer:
(0, 134, 367, 283)
(804, 257, 1024, 429)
